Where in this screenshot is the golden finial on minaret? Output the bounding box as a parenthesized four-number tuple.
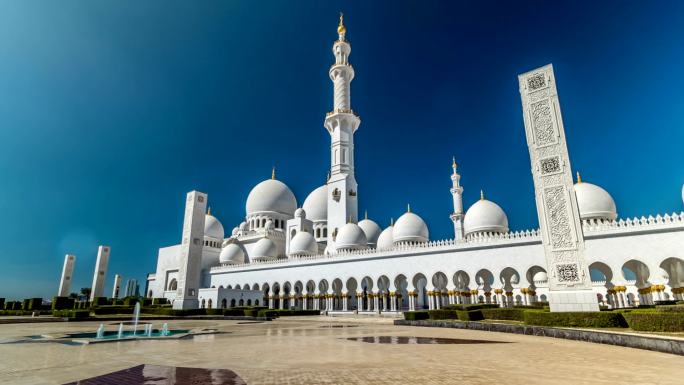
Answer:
(452, 156, 457, 169)
(407, 203, 412, 213)
(576, 171, 582, 184)
(480, 190, 484, 200)
(271, 166, 276, 180)
(337, 12, 346, 35)
(207, 207, 212, 216)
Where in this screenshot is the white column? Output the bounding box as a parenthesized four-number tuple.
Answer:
(173, 191, 207, 310)
(342, 293, 348, 312)
(90, 245, 111, 301)
(58, 254, 76, 297)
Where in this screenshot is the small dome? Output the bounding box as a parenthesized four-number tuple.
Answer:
(265, 219, 274, 230)
(246, 179, 297, 216)
(533, 271, 548, 282)
(393, 212, 429, 243)
(294, 208, 306, 218)
(231, 227, 239, 236)
(239, 221, 248, 231)
(358, 218, 381, 246)
(204, 214, 224, 239)
(335, 223, 368, 251)
(463, 198, 508, 236)
(219, 244, 244, 265)
(302, 185, 327, 222)
(251, 237, 277, 260)
(376, 225, 394, 250)
(289, 231, 318, 255)
(574, 181, 617, 220)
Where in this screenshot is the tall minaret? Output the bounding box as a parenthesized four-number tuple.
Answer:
(326, 13, 360, 245)
(449, 157, 465, 240)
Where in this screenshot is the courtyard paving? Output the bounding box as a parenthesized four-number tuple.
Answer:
(0, 316, 681, 384)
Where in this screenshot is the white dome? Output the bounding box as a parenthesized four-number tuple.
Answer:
(376, 225, 394, 250)
(239, 221, 248, 231)
(289, 231, 318, 255)
(393, 212, 429, 243)
(574, 182, 617, 220)
(335, 223, 368, 251)
(302, 185, 327, 222)
(204, 214, 224, 239)
(533, 271, 548, 282)
(246, 179, 297, 216)
(358, 218, 381, 246)
(219, 244, 244, 265)
(294, 208, 306, 218)
(463, 199, 509, 236)
(231, 227, 239, 236)
(251, 237, 277, 260)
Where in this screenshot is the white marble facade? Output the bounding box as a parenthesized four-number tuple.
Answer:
(147, 17, 684, 311)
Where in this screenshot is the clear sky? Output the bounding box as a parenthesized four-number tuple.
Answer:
(1, 1, 682, 300)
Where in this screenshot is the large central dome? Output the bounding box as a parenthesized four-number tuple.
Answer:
(246, 179, 297, 216)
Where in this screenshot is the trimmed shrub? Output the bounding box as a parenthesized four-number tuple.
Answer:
(523, 311, 627, 328)
(428, 309, 460, 320)
(242, 309, 257, 317)
(27, 298, 43, 310)
(456, 310, 484, 321)
(91, 297, 109, 307)
(623, 312, 684, 332)
(531, 301, 549, 308)
(5, 301, 22, 310)
(0, 298, 4, 310)
(53, 310, 90, 319)
(655, 305, 684, 313)
(403, 311, 429, 321)
(92, 306, 134, 315)
(256, 309, 319, 318)
(481, 308, 526, 321)
(142, 298, 152, 307)
(205, 308, 223, 315)
(152, 298, 168, 305)
(654, 300, 678, 306)
(52, 296, 75, 310)
(223, 309, 245, 316)
(513, 305, 545, 310)
(442, 304, 498, 311)
(123, 297, 139, 306)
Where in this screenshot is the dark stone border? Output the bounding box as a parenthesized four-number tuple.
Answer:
(394, 319, 684, 356)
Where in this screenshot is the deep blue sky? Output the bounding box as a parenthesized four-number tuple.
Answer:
(1, 1, 682, 300)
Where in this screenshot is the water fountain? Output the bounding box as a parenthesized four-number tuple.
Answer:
(161, 323, 169, 336)
(117, 322, 124, 339)
(96, 324, 105, 339)
(132, 302, 141, 336)
(146, 324, 153, 337)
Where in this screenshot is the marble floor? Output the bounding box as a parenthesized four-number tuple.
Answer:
(0, 316, 681, 385)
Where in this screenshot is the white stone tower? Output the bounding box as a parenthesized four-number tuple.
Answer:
(112, 274, 122, 299)
(449, 157, 465, 240)
(326, 13, 361, 245)
(90, 246, 110, 301)
(519, 64, 598, 312)
(58, 254, 76, 297)
(173, 190, 207, 310)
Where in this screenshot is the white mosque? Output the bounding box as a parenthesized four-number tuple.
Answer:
(146, 16, 684, 313)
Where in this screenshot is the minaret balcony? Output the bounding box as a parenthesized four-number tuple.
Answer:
(326, 109, 359, 117)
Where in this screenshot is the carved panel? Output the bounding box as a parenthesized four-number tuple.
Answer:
(527, 73, 546, 90)
(540, 156, 561, 175)
(543, 186, 574, 249)
(556, 263, 579, 282)
(531, 100, 556, 146)
(529, 89, 549, 102)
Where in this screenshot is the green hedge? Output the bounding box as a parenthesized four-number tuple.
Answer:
(623, 312, 684, 332)
(654, 305, 684, 313)
(442, 304, 498, 311)
(457, 310, 484, 321)
(91, 306, 134, 315)
(403, 311, 429, 320)
(91, 297, 111, 307)
(22, 298, 42, 311)
(427, 309, 459, 320)
(52, 296, 75, 310)
(5, 301, 21, 310)
(152, 298, 168, 305)
(256, 309, 320, 318)
(205, 309, 223, 315)
(523, 311, 627, 328)
(223, 309, 245, 316)
(53, 310, 90, 319)
(0, 310, 35, 316)
(123, 297, 139, 306)
(481, 308, 527, 321)
(0, 298, 4, 309)
(73, 301, 90, 309)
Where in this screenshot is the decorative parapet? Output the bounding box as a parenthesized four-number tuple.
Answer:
(582, 212, 684, 236)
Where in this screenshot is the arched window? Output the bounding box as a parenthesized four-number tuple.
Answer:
(201, 299, 206, 308)
(208, 299, 213, 309)
(230, 299, 236, 307)
(247, 299, 252, 306)
(316, 228, 321, 238)
(221, 299, 227, 308)
(323, 227, 328, 237)
(261, 218, 266, 227)
(168, 279, 178, 291)
(255, 299, 259, 306)
(239, 299, 244, 306)
(291, 229, 296, 239)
